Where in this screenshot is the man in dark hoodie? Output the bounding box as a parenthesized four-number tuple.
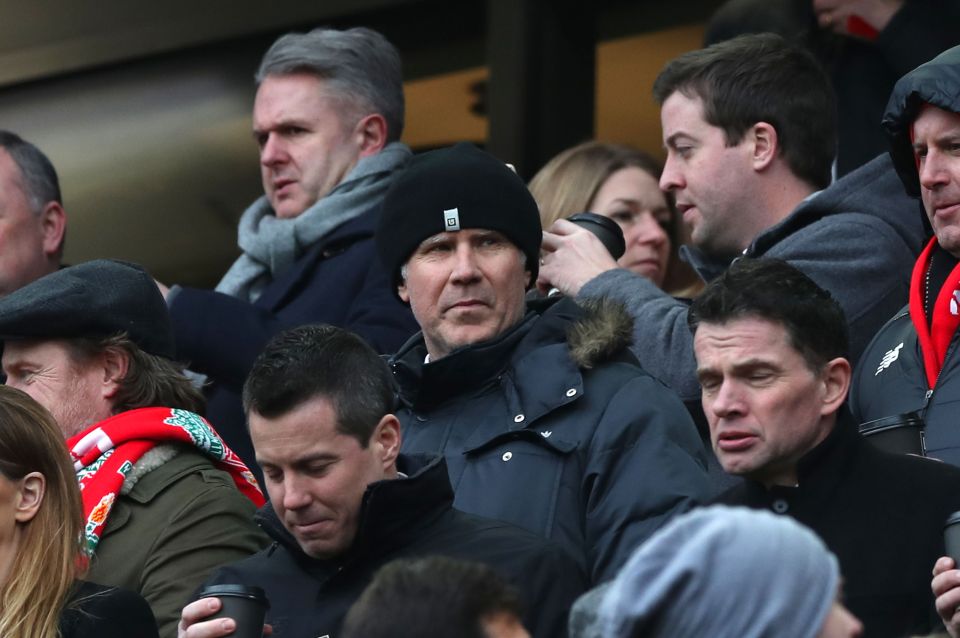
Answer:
(850, 45, 960, 468)
(178, 324, 585, 638)
(377, 142, 709, 585)
(538, 33, 926, 417)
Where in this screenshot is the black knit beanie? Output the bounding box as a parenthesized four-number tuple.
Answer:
(376, 143, 541, 291)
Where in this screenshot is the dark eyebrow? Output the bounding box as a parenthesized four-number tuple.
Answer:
(664, 133, 692, 149)
(257, 452, 338, 468)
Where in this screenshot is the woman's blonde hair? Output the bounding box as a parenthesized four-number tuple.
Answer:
(528, 140, 667, 229)
(0, 385, 84, 638)
(529, 141, 702, 295)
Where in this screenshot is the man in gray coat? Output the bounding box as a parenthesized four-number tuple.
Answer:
(538, 33, 926, 416)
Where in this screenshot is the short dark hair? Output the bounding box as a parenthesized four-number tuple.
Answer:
(0, 130, 62, 213)
(341, 556, 525, 638)
(256, 27, 405, 142)
(69, 333, 205, 415)
(653, 33, 836, 190)
(688, 258, 848, 371)
(242, 324, 396, 447)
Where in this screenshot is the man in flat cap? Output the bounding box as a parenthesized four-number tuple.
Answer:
(377, 143, 709, 585)
(0, 260, 267, 638)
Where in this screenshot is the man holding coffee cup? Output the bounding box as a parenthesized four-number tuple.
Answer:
(177, 324, 585, 638)
(691, 257, 960, 637)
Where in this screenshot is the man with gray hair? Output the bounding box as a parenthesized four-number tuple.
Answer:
(161, 27, 418, 472)
(0, 131, 66, 297)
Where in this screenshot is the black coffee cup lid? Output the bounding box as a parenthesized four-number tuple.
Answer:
(197, 584, 268, 604)
(946, 511, 960, 528)
(567, 212, 626, 260)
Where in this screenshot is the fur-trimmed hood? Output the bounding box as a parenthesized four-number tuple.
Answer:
(565, 297, 634, 369)
(390, 295, 637, 412)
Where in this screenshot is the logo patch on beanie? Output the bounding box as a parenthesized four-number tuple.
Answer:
(444, 208, 461, 231)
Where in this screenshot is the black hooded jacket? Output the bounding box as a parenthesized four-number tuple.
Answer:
(851, 45, 960, 466)
(390, 296, 709, 584)
(201, 454, 586, 638)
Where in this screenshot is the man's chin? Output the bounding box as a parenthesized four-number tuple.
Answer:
(271, 197, 311, 219)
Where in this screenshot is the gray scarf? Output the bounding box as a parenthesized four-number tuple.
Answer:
(216, 142, 412, 302)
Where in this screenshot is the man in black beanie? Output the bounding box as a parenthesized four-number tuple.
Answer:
(377, 143, 709, 585)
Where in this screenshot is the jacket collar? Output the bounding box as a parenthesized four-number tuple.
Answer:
(254, 454, 453, 568)
(738, 410, 860, 502)
(390, 297, 588, 423)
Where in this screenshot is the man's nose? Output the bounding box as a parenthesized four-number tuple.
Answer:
(450, 245, 482, 283)
(260, 134, 288, 167)
(659, 154, 684, 191)
(920, 150, 951, 191)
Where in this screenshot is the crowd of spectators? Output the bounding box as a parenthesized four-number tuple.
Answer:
(1, 4, 959, 636)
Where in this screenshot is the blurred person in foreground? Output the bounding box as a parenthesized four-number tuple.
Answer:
(579, 506, 862, 638)
(0, 385, 158, 638)
(342, 556, 531, 638)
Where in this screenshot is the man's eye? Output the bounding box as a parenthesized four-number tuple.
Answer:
(698, 377, 720, 392)
(423, 243, 451, 255)
(307, 464, 331, 476)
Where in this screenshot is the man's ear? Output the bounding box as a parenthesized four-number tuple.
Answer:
(39, 201, 66, 260)
(14, 472, 45, 524)
(397, 281, 410, 304)
(100, 346, 130, 401)
(355, 113, 388, 158)
(371, 414, 401, 471)
(820, 357, 851, 416)
(750, 122, 779, 172)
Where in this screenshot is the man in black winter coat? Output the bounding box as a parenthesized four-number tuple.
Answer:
(376, 142, 709, 584)
(177, 324, 585, 638)
(693, 257, 960, 638)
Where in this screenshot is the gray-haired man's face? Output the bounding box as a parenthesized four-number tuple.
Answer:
(253, 73, 363, 219)
(913, 104, 960, 259)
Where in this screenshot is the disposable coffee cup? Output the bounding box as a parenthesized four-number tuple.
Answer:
(944, 512, 960, 566)
(197, 584, 269, 638)
(858, 412, 924, 456)
(567, 212, 626, 261)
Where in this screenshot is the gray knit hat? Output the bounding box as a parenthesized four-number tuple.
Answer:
(0, 259, 175, 359)
(595, 506, 841, 638)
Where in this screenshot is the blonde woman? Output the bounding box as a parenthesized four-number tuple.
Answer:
(0, 385, 157, 638)
(530, 141, 699, 296)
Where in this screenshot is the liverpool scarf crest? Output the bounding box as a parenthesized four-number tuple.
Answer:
(67, 407, 265, 555)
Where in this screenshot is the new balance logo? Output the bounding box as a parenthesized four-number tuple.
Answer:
(875, 342, 904, 376)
